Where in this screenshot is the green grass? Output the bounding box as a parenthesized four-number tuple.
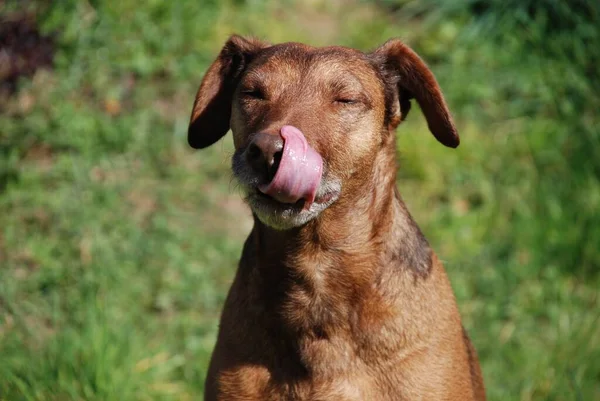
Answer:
(1, 1, 599, 400)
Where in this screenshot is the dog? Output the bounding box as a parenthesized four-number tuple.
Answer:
(188, 35, 486, 401)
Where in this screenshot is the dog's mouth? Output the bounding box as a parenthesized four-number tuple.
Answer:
(252, 189, 306, 209)
(249, 185, 338, 211)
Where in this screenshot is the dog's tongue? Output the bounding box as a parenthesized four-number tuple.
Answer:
(259, 125, 323, 209)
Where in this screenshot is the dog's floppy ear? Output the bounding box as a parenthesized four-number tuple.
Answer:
(371, 39, 459, 148)
(188, 35, 269, 149)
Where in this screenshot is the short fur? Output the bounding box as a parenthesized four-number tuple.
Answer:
(189, 35, 485, 401)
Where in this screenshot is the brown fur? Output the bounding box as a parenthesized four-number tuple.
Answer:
(189, 35, 486, 400)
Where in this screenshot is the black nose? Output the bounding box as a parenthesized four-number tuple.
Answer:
(246, 132, 284, 181)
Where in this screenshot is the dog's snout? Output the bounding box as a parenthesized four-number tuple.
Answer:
(246, 132, 284, 180)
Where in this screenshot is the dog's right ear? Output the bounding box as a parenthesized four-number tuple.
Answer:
(370, 39, 459, 148)
(188, 35, 269, 149)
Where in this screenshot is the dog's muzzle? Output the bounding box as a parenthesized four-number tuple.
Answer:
(246, 125, 323, 210)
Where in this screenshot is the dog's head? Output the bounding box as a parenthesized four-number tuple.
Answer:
(188, 35, 458, 230)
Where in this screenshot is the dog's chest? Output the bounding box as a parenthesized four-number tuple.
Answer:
(219, 340, 375, 400)
(218, 367, 372, 401)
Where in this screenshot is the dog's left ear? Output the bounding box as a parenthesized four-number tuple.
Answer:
(370, 39, 459, 148)
(188, 35, 269, 149)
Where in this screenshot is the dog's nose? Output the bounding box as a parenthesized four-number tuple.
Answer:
(246, 132, 284, 180)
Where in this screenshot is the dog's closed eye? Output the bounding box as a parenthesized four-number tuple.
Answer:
(332, 92, 371, 110)
(241, 88, 266, 100)
(334, 97, 358, 105)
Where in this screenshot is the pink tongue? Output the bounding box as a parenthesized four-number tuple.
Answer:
(258, 125, 323, 210)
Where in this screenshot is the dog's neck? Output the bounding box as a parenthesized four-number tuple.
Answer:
(248, 192, 430, 276)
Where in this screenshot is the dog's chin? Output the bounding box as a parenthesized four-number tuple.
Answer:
(242, 183, 340, 231)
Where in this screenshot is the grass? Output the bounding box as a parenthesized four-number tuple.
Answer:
(1, 0, 599, 400)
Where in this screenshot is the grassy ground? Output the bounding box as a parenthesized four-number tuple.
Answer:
(1, 1, 599, 400)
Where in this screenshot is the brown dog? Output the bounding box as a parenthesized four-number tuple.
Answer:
(189, 35, 486, 401)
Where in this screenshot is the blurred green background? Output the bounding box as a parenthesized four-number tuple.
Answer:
(1, 0, 599, 400)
